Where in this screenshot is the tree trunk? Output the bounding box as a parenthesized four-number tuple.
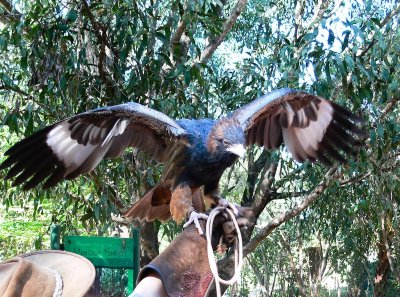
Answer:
(373, 213, 394, 297)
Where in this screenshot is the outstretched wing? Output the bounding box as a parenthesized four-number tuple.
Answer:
(0, 102, 188, 190)
(230, 88, 366, 165)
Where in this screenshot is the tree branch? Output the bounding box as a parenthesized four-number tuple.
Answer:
(80, 0, 121, 98)
(0, 0, 21, 23)
(244, 167, 337, 256)
(279, 232, 308, 297)
(0, 0, 13, 13)
(171, 19, 187, 45)
(294, 0, 305, 40)
(198, 0, 248, 64)
(251, 162, 277, 217)
(0, 85, 30, 97)
(269, 190, 310, 199)
(339, 171, 372, 186)
(305, 0, 342, 33)
(357, 3, 400, 57)
(381, 96, 400, 118)
(242, 150, 270, 206)
(81, 0, 107, 47)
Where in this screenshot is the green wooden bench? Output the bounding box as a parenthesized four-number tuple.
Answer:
(50, 225, 140, 295)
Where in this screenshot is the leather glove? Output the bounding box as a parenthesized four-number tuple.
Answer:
(208, 205, 253, 254)
(136, 205, 252, 297)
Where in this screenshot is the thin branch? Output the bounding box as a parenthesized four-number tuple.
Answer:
(0, 0, 14, 13)
(318, 239, 331, 285)
(294, 0, 305, 40)
(0, 0, 21, 24)
(81, 0, 107, 47)
(279, 232, 308, 297)
(251, 162, 277, 217)
(170, 19, 187, 45)
(358, 3, 400, 57)
(305, 0, 342, 32)
(0, 85, 30, 97)
(381, 96, 400, 118)
(381, 213, 395, 274)
(244, 167, 337, 256)
(111, 214, 132, 226)
(198, 0, 248, 64)
(242, 149, 270, 206)
(269, 190, 310, 199)
(307, 0, 323, 27)
(0, 11, 19, 23)
(339, 171, 372, 186)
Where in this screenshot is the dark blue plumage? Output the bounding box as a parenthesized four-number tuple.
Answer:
(173, 119, 243, 192)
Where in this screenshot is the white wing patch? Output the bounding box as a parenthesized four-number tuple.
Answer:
(47, 119, 130, 173)
(47, 122, 97, 172)
(102, 119, 128, 146)
(283, 100, 333, 162)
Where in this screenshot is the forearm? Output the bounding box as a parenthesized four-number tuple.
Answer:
(128, 273, 168, 297)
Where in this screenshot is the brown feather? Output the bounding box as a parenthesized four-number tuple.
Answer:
(247, 127, 257, 146)
(256, 118, 266, 146)
(170, 185, 193, 223)
(123, 187, 160, 221)
(233, 89, 365, 165)
(263, 118, 271, 148)
(123, 181, 173, 222)
(123, 182, 204, 222)
(207, 118, 241, 153)
(269, 115, 283, 149)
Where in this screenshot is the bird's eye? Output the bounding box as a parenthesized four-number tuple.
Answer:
(222, 139, 230, 147)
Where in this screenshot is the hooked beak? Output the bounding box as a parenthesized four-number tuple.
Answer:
(226, 143, 246, 159)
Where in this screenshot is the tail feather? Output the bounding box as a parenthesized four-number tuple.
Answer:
(123, 182, 205, 222)
(123, 183, 172, 222)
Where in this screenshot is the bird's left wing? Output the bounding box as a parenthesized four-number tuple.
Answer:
(229, 88, 366, 165)
(0, 102, 188, 190)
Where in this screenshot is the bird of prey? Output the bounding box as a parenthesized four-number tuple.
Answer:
(0, 88, 365, 224)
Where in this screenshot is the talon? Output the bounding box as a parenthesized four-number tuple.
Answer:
(217, 197, 239, 215)
(183, 211, 209, 235)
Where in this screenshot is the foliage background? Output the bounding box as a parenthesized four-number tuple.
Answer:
(0, 0, 400, 296)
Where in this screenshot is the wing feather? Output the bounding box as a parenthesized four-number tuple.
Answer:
(230, 88, 366, 165)
(1, 102, 188, 190)
(263, 118, 271, 148)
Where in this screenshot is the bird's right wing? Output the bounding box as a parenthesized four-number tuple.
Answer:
(0, 102, 189, 190)
(230, 88, 367, 165)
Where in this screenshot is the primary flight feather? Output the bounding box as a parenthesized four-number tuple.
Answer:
(0, 88, 366, 222)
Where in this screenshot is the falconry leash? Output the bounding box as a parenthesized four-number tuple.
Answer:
(205, 205, 244, 297)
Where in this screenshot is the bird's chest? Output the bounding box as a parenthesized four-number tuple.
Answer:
(184, 161, 226, 186)
(184, 147, 235, 186)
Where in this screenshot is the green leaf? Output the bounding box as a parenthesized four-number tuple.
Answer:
(66, 9, 78, 23)
(20, 55, 28, 71)
(136, 34, 148, 60)
(183, 68, 191, 85)
(328, 29, 335, 45)
(344, 54, 354, 71)
(377, 123, 384, 138)
(324, 62, 332, 84)
(155, 32, 167, 44)
(341, 30, 350, 51)
(81, 210, 93, 222)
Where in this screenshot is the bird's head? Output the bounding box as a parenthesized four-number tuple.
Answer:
(207, 118, 246, 160)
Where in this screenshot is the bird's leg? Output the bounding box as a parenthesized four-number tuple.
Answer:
(216, 196, 239, 215)
(183, 210, 209, 235)
(204, 187, 239, 216)
(170, 184, 193, 223)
